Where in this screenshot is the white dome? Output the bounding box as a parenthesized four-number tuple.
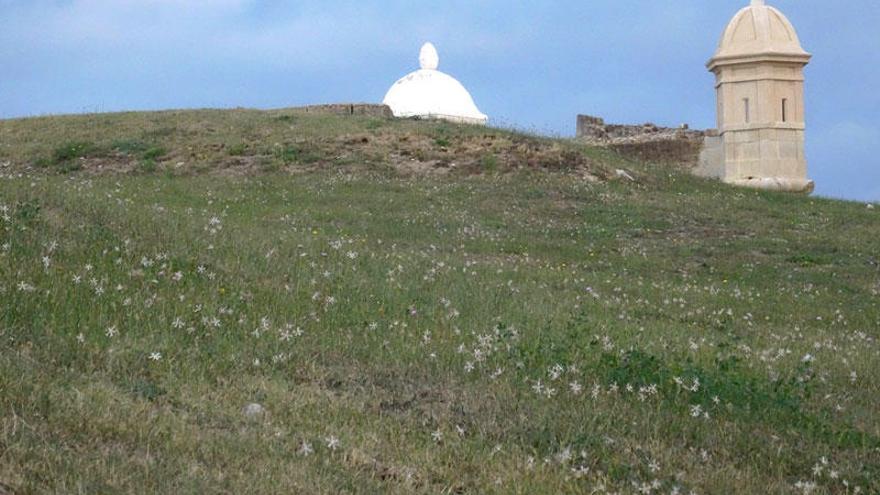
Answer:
(383, 43, 488, 125)
(709, 0, 810, 69)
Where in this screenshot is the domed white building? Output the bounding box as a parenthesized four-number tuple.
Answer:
(383, 43, 488, 125)
(697, 0, 813, 192)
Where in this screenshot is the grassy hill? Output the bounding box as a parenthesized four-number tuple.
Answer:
(1, 109, 878, 494)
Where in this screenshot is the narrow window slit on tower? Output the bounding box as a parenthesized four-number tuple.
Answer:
(782, 99, 788, 122)
(743, 98, 750, 124)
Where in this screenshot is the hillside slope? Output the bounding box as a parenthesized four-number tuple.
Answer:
(0, 108, 615, 180)
(1, 109, 879, 494)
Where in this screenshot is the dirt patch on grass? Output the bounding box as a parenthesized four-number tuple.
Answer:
(185, 129, 613, 180)
(344, 448, 425, 490)
(77, 155, 140, 175)
(373, 132, 605, 176)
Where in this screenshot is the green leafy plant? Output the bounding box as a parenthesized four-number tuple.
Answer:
(112, 139, 150, 155)
(142, 147, 166, 161)
(138, 159, 158, 174)
(227, 143, 248, 157)
(480, 153, 499, 172)
(275, 145, 301, 164)
(52, 141, 101, 163)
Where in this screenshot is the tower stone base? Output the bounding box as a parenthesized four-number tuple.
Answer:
(575, 114, 814, 194)
(696, 127, 814, 193)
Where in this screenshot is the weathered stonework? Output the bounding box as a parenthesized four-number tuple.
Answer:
(576, 115, 708, 167)
(291, 104, 393, 118)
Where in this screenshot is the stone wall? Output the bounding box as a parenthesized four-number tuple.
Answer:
(697, 135, 724, 178)
(292, 104, 393, 118)
(576, 114, 713, 167)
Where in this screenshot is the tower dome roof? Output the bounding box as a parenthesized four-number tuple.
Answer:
(709, 0, 810, 69)
(383, 43, 488, 125)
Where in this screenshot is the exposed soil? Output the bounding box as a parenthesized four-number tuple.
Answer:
(7, 125, 614, 181)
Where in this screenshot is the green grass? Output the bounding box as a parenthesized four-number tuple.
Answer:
(0, 109, 878, 494)
(480, 153, 499, 172)
(227, 143, 248, 157)
(141, 146, 166, 161)
(111, 139, 151, 155)
(32, 141, 105, 172)
(51, 141, 103, 163)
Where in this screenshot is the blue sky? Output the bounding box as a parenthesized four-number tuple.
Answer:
(1, 0, 877, 201)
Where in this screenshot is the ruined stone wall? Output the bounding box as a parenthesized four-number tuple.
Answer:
(292, 104, 393, 118)
(576, 114, 714, 168)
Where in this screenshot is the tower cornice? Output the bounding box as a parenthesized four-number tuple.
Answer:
(707, 51, 812, 72)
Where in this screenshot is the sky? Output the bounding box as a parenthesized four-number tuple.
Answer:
(1, 0, 878, 202)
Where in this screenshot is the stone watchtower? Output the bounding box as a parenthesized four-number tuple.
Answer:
(698, 0, 813, 192)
